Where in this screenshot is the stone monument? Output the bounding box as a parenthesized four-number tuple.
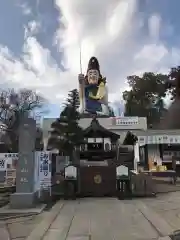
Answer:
(10, 117, 37, 208)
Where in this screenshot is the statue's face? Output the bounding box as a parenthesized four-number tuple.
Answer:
(87, 69, 99, 84)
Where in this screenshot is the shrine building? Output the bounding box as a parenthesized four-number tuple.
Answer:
(42, 115, 180, 170)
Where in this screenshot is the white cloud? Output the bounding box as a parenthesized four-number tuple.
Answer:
(55, 0, 138, 75)
(133, 44, 169, 74)
(24, 21, 41, 40)
(0, 0, 179, 105)
(0, 39, 76, 99)
(148, 14, 161, 40)
(18, 2, 32, 15)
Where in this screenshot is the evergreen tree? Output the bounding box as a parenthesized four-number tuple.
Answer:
(48, 89, 84, 160)
(47, 109, 70, 153)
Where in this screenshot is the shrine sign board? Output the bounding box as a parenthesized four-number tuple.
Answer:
(138, 135, 180, 145)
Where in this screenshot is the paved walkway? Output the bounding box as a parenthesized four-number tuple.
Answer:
(0, 213, 44, 240)
(142, 191, 180, 231)
(41, 198, 172, 240)
(3, 193, 180, 239)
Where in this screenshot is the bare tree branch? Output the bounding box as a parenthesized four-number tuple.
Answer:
(0, 88, 47, 151)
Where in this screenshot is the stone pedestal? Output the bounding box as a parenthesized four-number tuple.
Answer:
(10, 118, 37, 209)
(10, 192, 37, 209)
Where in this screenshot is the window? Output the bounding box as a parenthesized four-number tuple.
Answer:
(88, 143, 103, 151)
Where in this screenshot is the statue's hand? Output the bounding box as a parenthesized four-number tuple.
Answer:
(89, 92, 99, 100)
(78, 74, 85, 84)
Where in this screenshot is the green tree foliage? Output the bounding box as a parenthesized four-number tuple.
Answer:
(0, 88, 45, 152)
(48, 89, 84, 159)
(167, 66, 180, 98)
(123, 72, 169, 126)
(160, 66, 180, 129)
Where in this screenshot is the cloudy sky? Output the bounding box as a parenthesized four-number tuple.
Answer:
(0, 0, 179, 117)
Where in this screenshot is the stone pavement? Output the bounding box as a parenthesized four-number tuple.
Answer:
(2, 192, 180, 240)
(28, 198, 176, 240)
(0, 213, 44, 240)
(142, 191, 180, 231)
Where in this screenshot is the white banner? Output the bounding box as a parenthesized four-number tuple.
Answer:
(37, 151, 51, 189)
(0, 153, 18, 171)
(134, 142, 140, 172)
(139, 135, 180, 144)
(0, 152, 52, 193)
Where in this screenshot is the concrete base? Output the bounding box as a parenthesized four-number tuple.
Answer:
(10, 192, 37, 209)
(0, 203, 46, 215)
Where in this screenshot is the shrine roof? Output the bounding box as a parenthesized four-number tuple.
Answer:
(123, 131, 138, 145)
(83, 118, 120, 140)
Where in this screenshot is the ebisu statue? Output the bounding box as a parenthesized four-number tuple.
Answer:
(78, 57, 109, 116)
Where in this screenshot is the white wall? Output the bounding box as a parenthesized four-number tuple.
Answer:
(42, 117, 147, 142)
